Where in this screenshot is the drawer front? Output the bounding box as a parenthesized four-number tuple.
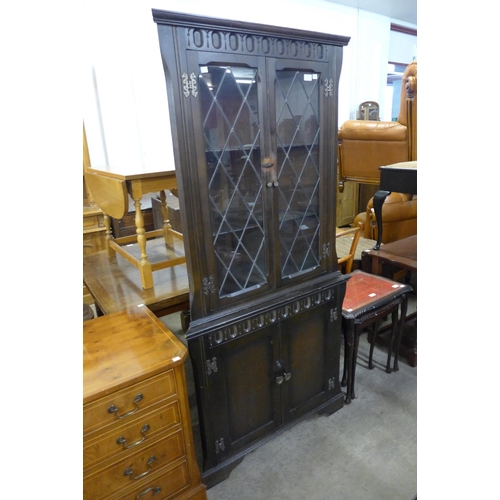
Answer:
(84, 371, 176, 436)
(83, 214, 104, 230)
(83, 428, 186, 500)
(84, 400, 181, 469)
(107, 460, 191, 500)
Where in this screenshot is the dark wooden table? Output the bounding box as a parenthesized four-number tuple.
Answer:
(373, 161, 417, 249)
(362, 235, 417, 367)
(366, 234, 417, 275)
(83, 237, 190, 318)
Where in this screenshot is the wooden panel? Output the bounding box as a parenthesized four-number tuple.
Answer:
(83, 428, 186, 499)
(84, 400, 181, 468)
(107, 461, 194, 500)
(84, 171, 129, 219)
(84, 370, 177, 436)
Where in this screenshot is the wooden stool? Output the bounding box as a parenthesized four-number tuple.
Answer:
(341, 270, 412, 404)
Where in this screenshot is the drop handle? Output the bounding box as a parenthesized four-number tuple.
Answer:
(116, 424, 150, 449)
(108, 394, 143, 420)
(262, 162, 274, 168)
(124, 456, 156, 480)
(136, 487, 162, 499)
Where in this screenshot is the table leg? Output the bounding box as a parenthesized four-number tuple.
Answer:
(159, 190, 173, 245)
(134, 198, 154, 289)
(372, 189, 390, 250)
(393, 294, 409, 372)
(343, 321, 355, 404)
(103, 213, 116, 259)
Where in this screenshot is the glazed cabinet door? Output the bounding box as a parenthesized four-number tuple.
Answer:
(269, 58, 332, 289)
(189, 52, 272, 313)
(186, 50, 335, 316)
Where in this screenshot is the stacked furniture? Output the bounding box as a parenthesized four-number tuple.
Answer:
(338, 60, 417, 244)
(153, 10, 350, 487)
(83, 305, 207, 500)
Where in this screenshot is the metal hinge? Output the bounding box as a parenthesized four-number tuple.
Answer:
(206, 357, 218, 375)
(182, 72, 198, 97)
(324, 78, 334, 97)
(215, 438, 225, 454)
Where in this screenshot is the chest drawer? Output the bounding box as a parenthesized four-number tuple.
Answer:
(83, 427, 186, 500)
(106, 459, 193, 500)
(84, 370, 177, 436)
(84, 399, 181, 469)
(83, 212, 104, 230)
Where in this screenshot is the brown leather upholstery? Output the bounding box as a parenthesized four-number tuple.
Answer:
(339, 61, 417, 244)
(338, 60, 417, 186)
(354, 192, 417, 244)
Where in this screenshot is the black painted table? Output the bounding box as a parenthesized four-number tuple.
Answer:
(373, 161, 417, 249)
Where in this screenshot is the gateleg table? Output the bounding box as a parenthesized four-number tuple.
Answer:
(84, 167, 185, 289)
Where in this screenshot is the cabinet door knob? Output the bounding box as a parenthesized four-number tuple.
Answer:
(276, 375, 284, 385)
(284, 372, 292, 381)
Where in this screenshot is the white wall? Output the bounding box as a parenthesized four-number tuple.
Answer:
(83, 0, 415, 172)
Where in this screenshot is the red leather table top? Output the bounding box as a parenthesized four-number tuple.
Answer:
(343, 270, 409, 313)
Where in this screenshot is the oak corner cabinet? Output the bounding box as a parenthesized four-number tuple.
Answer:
(83, 305, 207, 500)
(153, 10, 350, 487)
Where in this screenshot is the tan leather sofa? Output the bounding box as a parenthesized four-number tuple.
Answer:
(338, 60, 417, 244)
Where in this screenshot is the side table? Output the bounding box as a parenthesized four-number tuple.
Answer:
(84, 167, 185, 289)
(341, 270, 412, 403)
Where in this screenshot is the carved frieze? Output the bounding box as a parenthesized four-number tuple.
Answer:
(208, 287, 337, 347)
(185, 28, 329, 61)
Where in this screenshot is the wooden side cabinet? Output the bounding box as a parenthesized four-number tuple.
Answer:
(83, 305, 207, 500)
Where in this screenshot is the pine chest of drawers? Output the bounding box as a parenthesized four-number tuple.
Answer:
(83, 305, 207, 500)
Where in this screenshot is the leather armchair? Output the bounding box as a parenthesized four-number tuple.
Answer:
(338, 60, 417, 245)
(338, 60, 417, 187)
(354, 192, 417, 244)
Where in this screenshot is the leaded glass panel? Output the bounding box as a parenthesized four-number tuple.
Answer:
(275, 70, 321, 278)
(199, 65, 267, 297)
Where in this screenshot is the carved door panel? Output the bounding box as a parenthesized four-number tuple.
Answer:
(280, 301, 342, 424)
(205, 325, 281, 467)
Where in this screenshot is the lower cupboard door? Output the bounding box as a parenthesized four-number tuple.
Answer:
(280, 302, 340, 422)
(207, 325, 281, 463)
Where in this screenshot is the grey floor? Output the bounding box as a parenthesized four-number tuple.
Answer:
(160, 297, 417, 500)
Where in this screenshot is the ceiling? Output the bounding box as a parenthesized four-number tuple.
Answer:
(325, 0, 417, 25)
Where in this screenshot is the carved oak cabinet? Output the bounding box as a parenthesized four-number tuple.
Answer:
(153, 10, 350, 487)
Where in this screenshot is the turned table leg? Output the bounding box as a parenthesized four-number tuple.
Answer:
(159, 190, 173, 245)
(103, 213, 116, 259)
(134, 198, 154, 289)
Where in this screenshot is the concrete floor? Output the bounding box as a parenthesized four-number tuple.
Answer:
(160, 297, 417, 500)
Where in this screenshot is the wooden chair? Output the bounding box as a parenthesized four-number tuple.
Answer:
(336, 225, 361, 273)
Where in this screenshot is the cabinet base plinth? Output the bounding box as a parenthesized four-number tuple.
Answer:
(202, 391, 344, 489)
